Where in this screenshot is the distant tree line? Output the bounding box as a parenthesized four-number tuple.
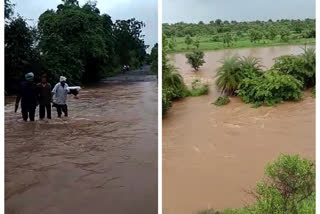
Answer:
(5, 0, 150, 93)
(163, 18, 315, 45)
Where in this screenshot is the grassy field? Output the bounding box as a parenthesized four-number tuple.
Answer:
(167, 35, 315, 53)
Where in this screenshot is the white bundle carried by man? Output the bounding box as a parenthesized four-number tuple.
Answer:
(68, 86, 81, 96)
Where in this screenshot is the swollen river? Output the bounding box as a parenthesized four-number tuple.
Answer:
(163, 45, 315, 214)
(5, 81, 157, 214)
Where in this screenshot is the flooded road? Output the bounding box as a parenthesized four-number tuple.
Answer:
(163, 45, 315, 214)
(6, 81, 157, 214)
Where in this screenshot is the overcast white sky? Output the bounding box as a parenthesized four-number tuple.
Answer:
(13, 0, 158, 52)
(163, 0, 315, 23)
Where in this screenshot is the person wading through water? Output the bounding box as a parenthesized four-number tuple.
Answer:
(15, 72, 38, 121)
(52, 76, 69, 118)
(36, 74, 52, 120)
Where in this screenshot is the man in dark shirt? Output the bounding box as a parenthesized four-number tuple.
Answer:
(36, 75, 52, 119)
(15, 72, 38, 121)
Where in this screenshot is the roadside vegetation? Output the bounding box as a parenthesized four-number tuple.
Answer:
(199, 154, 315, 214)
(215, 47, 315, 107)
(163, 19, 315, 53)
(5, 0, 152, 94)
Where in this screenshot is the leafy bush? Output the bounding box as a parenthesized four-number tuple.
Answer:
(254, 154, 315, 214)
(214, 96, 230, 106)
(272, 47, 315, 88)
(236, 70, 303, 106)
(186, 50, 206, 71)
(188, 79, 209, 96)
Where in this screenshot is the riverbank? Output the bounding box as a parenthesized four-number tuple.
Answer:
(167, 36, 315, 53)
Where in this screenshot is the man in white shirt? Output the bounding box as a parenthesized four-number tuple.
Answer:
(52, 76, 70, 117)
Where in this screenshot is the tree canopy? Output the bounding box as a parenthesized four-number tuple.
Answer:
(5, 0, 148, 93)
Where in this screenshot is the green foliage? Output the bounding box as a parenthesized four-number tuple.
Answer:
(5, 16, 39, 93)
(5, 0, 148, 93)
(214, 96, 230, 106)
(150, 43, 158, 75)
(194, 38, 200, 49)
(215, 55, 262, 96)
(222, 32, 233, 47)
(188, 79, 209, 96)
(162, 35, 188, 116)
(163, 19, 315, 53)
(236, 70, 303, 106)
(185, 35, 193, 49)
(255, 154, 315, 214)
(185, 50, 205, 71)
(272, 47, 315, 88)
(249, 29, 263, 43)
(280, 28, 290, 42)
(215, 56, 242, 95)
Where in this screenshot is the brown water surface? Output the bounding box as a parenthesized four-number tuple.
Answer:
(163, 46, 315, 214)
(6, 81, 157, 214)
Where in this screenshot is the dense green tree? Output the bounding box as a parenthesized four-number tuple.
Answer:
(5, 0, 14, 20)
(113, 18, 147, 69)
(249, 29, 263, 43)
(5, 16, 39, 93)
(185, 50, 205, 71)
(5, 0, 148, 93)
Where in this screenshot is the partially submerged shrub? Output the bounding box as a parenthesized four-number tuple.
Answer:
(186, 50, 206, 71)
(188, 78, 209, 96)
(214, 96, 230, 106)
(236, 70, 303, 106)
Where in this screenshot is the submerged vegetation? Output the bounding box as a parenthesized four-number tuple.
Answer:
(199, 154, 315, 214)
(163, 19, 315, 52)
(216, 47, 315, 107)
(188, 79, 209, 96)
(213, 96, 230, 106)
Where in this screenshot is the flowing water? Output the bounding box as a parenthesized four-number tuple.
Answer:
(163, 45, 315, 214)
(5, 81, 158, 214)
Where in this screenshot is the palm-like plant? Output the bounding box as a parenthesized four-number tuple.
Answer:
(239, 56, 263, 79)
(299, 46, 316, 87)
(215, 55, 242, 95)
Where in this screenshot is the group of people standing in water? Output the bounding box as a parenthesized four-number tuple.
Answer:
(15, 72, 73, 121)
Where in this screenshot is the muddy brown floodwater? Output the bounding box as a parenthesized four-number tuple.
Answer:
(5, 81, 157, 214)
(163, 45, 315, 214)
